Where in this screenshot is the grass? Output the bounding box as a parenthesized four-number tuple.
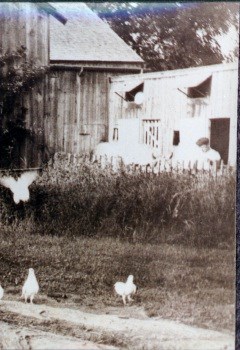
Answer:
(0, 156, 235, 334)
(0, 230, 235, 333)
(0, 158, 235, 248)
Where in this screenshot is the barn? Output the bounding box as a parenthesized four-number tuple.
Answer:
(0, 2, 143, 166)
(46, 2, 144, 154)
(108, 62, 238, 166)
(0, 2, 66, 168)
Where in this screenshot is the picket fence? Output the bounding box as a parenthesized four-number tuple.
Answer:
(50, 152, 234, 178)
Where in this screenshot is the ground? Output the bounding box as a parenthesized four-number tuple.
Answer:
(0, 230, 235, 349)
(0, 293, 234, 350)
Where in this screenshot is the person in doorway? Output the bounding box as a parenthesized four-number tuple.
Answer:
(196, 137, 221, 169)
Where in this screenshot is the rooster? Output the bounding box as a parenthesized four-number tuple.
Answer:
(114, 275, 137, 305)
(0, 170, 38, 204)
(0, 284, 4, 301)
(21, 268, 39, 304)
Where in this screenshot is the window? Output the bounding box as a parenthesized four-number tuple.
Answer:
(187, 76, 212, 118)
(125, 83, 144, 102)
(173, 130, 180, 146)
(187, 76, 212, 98)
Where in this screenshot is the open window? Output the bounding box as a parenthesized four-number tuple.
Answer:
(186, 76, 212, 118)
(125, 83, 144, 102)
(187, 76, 212, 98)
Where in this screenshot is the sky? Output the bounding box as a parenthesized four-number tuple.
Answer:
(216, 25, 239, 60)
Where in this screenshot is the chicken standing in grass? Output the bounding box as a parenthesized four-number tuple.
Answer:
(0, 284, 4, 300)
(114, 275, 137, 305)
(0, 170, 38, 204)
(22, 268, 39, 304)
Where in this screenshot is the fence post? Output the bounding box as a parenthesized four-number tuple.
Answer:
(213, 160, 217, 177)
(220, 160, 224, 176)
(110, 156, 113, 172)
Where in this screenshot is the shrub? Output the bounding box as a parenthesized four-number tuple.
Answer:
(0, 47, 48, 168)
(0, 156, 235, 248)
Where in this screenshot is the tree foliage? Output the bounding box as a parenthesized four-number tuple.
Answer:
(0, 47, 48, 168)
(88, 2, 239, 71)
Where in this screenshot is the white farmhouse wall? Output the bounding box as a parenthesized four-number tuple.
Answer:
(109, 63, 238, 166)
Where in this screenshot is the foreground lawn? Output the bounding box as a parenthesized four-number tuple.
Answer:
(0, 227, 235, 333)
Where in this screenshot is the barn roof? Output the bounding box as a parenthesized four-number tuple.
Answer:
(49, 2, 144, 65)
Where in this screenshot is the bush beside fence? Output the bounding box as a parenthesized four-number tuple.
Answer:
(0, 152, 235, 248)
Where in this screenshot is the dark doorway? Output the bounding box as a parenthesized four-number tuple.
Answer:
(210, 118, 230, 164)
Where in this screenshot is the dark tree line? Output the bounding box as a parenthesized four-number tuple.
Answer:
(88, 2, 239, 71)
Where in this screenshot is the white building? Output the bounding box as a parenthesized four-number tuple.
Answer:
(108, 63, 238, 166)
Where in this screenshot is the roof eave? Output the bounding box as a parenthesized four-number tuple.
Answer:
(50, 60, 145, 71)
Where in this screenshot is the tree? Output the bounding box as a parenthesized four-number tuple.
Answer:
(88, 2, 239, 71)
(0, 47, 48, 168)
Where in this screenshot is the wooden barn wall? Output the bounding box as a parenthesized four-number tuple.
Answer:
(45, 70, 111, 154)
(0, 3, 48, 64)
(109, 66, 238, 163)
(0, 3, 49, 168)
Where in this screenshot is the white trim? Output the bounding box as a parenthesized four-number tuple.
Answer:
(110, 62, 238, 83)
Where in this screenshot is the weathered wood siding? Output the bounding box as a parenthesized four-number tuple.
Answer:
(45, 69, 111, 154)
(109, 63, 238, 165)
(21, 3, 49, 167)
(0, 3, 49, 64)
(0, 3, 49, 168)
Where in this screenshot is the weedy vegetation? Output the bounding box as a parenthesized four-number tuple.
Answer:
(0, 154, 235, 332)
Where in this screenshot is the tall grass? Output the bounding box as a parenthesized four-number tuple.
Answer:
(0, 155, 235, 248)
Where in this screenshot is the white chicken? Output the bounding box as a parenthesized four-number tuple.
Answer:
(114, 275, 137, 305)
(0, 284, 4, 300)
(21, 268, 39, 304)
(0, 170, 38, 204)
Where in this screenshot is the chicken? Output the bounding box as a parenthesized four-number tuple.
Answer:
(114, 275, 137, 305)
(0, 170, 38, 204)
(0, 284, 4, 300)
(21, 268, 39, 304)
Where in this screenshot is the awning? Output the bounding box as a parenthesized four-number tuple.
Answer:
(177, 73, 212, 97)
(115, 80, 144, 93)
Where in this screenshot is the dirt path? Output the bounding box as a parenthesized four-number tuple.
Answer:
(0, 321, 115, 350)
(0, 299, 234, 350)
